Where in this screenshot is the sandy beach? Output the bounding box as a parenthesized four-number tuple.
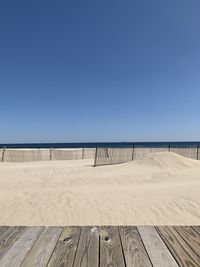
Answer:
(0, 152, 200, 226)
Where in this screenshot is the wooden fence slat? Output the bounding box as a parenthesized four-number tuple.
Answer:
(100, 226, 125, 267)
(0, 227, 43, 267)
(174, 226, 200, 258)
(20, 226, 62, 267)
(0, 226, 27, 259)
(119, 226, 152, 267)
(156, 226, 200, 267)
(73, 226, 99, 267)
(47, 226, 81, 267)
(138, 226, 178, 267)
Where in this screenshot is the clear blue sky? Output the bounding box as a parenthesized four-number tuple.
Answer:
(1, 1, 200, 143)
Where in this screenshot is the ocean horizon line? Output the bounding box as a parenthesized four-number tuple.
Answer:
(1, 141, 200, 149)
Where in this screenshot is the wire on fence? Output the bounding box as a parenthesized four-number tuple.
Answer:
(93, 145, 200, 166)
(0, 148, 95, 162)
(0, 146, 199, 164)
(94, 147, 133, 166)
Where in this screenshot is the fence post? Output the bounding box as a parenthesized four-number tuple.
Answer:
(132, 144, 134, 160)
(2, 146, 6, 162)
(82, 148, 85, 159)
(94, 147, 98, 167)
(197, 145, 199, 160)
(168, 144, 171, 152)
(49, 147, 52, 161)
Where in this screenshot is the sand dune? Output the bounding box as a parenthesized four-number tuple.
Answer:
(0, 152, 200, 225)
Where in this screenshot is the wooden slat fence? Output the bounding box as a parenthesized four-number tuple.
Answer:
(94, 146, 200, 166)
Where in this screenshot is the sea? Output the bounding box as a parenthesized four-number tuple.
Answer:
(0, 142, 200, 149)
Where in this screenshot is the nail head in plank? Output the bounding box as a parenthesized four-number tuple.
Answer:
(119, 226, 152, 267)
(20, 226, 62, 267)
(156, 226, 200, 267)
(138, 226, 178, 267)
(73, 226, 99, 267)
(100, 226, 126, 267)
(0, 227, 44, 267)
(47, 226, 81, 267)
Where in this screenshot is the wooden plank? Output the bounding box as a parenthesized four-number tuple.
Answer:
(192, 226, 200, 236)
(0, 226, 9, 237)
(174, 226, 200, 257)
(119, 226, 152, 267)
(100, 226, 125, 267)
(138, 226, 178, 267)
(0, 226, 27, 259)
(20, 226, 62, 267)
(156, 226, 200, 267)
(0, 227, 43, 267)
(47, 226, 81, 267)
(73, 226, 99, 267)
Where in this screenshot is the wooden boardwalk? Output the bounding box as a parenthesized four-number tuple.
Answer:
(0, 226, 199, 266)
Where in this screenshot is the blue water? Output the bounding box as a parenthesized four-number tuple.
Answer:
(0, 141, 200, 149)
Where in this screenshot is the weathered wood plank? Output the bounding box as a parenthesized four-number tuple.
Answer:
(0, 226, 9, 237)
(192, 226, 200, 236)
(0, 225, 199, 267)
(156, 226, 200, 267)
(0, 226, 27, 259)
(100, 226, 125, 267)
(47, 226, 81, 267)
(0, 227, 43, 267)
(174, 226, 200, 258)
(119, 226, 152, 267)
(73, 226, 99, 267)
(138, 226, 178, 267)
(20, 226, 62, 267)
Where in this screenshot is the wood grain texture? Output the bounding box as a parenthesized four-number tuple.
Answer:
(73, 226, 99, 267)
(0, 226, 27, 259)
(138, 226, 178, 267)
(100, 226, 125, 267)
(0, 227, 43, 267)
(192, 226, 200, 236)
(0, 225, 199, 266)
(0, 227, 9, 237)
(119, 226, 152, 267)
(174, 226, 200, 258)
(47, 226, 81, 267)
(20, 226, 62, 267)
(156, 226, 200, 267)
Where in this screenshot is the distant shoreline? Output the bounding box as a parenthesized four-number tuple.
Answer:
(1, 141, 200, 149)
